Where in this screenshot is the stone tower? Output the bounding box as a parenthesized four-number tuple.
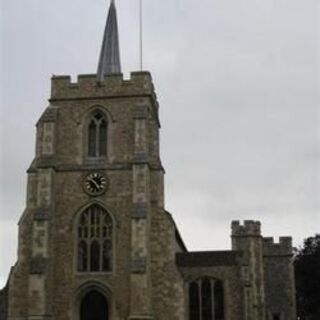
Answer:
(6, 1, 184, 319)
(232, 221, 266, 320)
(232, 221, 296, 320)
(263, 237, 297, 320)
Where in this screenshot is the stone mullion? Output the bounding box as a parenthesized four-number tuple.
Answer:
(88, 208, 92, 272)
(198, 280, 202, 320)
(98, 210, 103, 272)
(83, 220, 89, 272)
(85, 239, 89, 272)
(185, 282, 190, 320)
(211, 279, 215, 320)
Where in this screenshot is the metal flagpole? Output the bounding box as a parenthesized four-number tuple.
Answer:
(139, 0, 143, 71)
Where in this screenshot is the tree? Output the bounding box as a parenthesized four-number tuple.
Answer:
(294, 234, 320, 320)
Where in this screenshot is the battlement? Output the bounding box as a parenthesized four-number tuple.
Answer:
(231, 220, 261, 236)
(263, 237, 293, 256)
(50, 71, 157, 101)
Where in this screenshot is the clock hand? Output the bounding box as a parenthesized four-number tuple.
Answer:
(88, 177, 100, 189)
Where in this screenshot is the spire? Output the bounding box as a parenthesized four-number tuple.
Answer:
(97, 0, 121, 81)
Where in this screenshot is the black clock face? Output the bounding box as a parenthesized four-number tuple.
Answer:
(84, 172, 108, 196)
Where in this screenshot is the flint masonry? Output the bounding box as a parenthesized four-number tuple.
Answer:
(1, 1, 296, 319)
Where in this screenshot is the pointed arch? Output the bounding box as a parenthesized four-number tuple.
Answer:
(80, 290, 109, 320)
(74, 282, 113, 320)
(86, 109, 109, 158)
(76, 204, 113, 272)
(188, 278, 225, 320)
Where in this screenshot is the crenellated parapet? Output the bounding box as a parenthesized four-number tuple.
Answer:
(231, 220, 261, 237)
(50, 72, 158, 105)
(263, 237, 293, 257)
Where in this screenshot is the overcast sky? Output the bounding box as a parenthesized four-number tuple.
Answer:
(0, 0, 319, 288)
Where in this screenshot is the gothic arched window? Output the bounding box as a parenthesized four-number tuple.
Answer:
(77, 205, 113, 272)
(189, 278, 225, 320)
(87, 110, 108, 157)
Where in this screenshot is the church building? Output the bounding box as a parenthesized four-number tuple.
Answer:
(1, 1, 296, 319)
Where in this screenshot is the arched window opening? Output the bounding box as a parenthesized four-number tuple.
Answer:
(77, 205, 113, 272)
(189, 282, 200, 320)
(88, 120, 97, 157)
(214, 281, 225, 320)
(80, 290, 109, 320)
(202, 278, 213, 319)
(90, 241, 100, 272)
(87, 110, 108, 158)
(189, 278, 225, 320)
(103, 240, 112, 271)
(99, 119, 107, 156)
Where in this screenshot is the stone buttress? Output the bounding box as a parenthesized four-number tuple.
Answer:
(8, 104, 58, 319)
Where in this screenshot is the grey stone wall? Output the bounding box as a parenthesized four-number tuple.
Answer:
(150, 210, 185, 320)
(7, 210, 33, 319)
(178, 263, 244, 320)
(263, 237, 296, 320)
(0, 283, 8, 320)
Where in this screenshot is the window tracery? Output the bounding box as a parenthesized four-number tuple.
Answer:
(189, 278, 225, 320)
(87, 110, 108, 157)
(77, 205, 113, 272)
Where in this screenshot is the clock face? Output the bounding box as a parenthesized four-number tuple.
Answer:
(84, 172, 108, 196)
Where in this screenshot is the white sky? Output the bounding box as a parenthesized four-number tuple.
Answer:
(0, 0, 319, 288)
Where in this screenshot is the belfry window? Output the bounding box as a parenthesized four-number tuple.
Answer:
(189, 278, 225, 320)
(77, 205, 113, 272)
(87, 111, 108, 157)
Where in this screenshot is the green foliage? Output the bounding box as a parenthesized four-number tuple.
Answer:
(294, 234, 320, 320)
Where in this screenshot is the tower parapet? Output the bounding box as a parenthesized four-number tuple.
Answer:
(50, 72, 157, 103)
(231, 220, 261, 237)
(263, 237, 293, 257)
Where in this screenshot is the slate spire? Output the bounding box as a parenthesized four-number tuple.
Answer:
(97, 0, 121, 81)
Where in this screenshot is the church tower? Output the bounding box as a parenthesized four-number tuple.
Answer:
(7, 1, 184, 319)
(3, 1, 297, 320)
